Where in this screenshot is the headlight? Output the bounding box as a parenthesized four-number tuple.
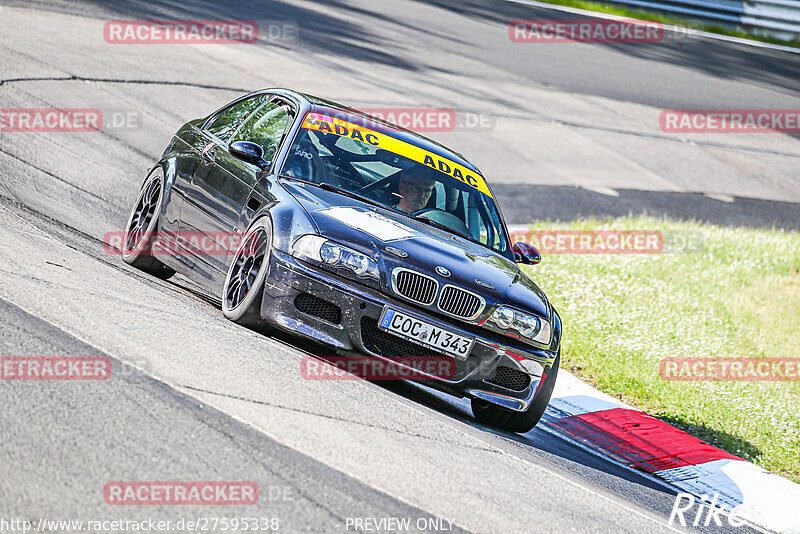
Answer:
(489, 306, 551, 344)
(292, 235, 380, 280)
(493, 306, 515, 329)
(320, 241, 343, 264)
(515, 314, 539, 338)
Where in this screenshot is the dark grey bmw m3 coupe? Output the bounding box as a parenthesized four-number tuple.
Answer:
(121, 88, 561, 433)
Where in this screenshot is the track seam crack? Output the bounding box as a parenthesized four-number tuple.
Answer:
(0, 147, 122, 209)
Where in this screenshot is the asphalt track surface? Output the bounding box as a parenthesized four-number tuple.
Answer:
(0, 0, 797, 532)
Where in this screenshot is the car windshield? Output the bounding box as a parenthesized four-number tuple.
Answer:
(280, 112, 509, 253)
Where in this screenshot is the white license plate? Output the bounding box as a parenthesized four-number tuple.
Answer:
(378, 308, 474, 360)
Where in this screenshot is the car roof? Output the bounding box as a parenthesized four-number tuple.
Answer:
(264, 88, 483, 176)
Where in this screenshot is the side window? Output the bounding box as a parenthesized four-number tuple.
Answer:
(205, 94, 270, 143)
(233, 102, 292, 160)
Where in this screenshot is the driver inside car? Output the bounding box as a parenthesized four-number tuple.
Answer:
(396, 171, 436, 213)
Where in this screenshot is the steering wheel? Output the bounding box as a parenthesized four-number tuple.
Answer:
(411, 208, 471, 237)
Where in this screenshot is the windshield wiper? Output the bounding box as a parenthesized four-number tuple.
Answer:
(278, 175, 386, 210)
(411, 213, 505, 251)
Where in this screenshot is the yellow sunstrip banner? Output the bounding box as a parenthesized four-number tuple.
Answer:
(301, 113, 492, 198)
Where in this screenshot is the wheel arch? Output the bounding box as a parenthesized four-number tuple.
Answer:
(239, 181, 319, 256)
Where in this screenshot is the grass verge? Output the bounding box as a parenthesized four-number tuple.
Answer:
(525, 0, 800, 49)
(520, 216, 800, 482)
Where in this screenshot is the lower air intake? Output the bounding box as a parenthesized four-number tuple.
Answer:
(485, 366, 531, 391)
(294, 293, 342, 324)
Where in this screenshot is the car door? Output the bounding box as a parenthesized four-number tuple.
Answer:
(177, 93, 272, 281)
(224, 97, 296, 248)
(186, 96, 294, 282)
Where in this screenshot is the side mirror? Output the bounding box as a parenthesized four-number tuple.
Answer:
(513, 241, 541, 265)
(230, 141, 269, 168)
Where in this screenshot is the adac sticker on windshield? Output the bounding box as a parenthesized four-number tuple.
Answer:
(301, 113, 492, 198)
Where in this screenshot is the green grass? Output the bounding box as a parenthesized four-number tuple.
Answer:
(526, 0, 800, 49)
(520, 216, 800, 482)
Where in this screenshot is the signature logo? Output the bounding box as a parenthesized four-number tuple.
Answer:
(435, 266, 450, 277)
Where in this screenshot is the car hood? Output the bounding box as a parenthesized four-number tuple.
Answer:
(282, 181, 551, 320)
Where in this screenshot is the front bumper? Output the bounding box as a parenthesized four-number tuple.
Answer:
(260, 249, 559, 411)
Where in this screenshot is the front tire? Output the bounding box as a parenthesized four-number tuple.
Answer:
(121, 167, 175, 280)
(471, 351, 560, 433)
(221, 216, 272, 327)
